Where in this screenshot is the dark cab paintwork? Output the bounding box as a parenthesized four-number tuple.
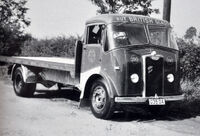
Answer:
(101, 46, 180, 98)
(82, 14, 182, 102)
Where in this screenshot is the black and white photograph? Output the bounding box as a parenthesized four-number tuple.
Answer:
(0, 0, 200, 136)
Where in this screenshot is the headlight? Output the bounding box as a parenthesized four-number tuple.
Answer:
(130, 74, 139, 83)
(167, 74, 174, 83)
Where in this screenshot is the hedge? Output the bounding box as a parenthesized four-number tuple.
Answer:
(178, 38, 200, 81)
(20, 36, 78, 58)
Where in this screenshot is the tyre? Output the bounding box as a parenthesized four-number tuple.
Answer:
(90, 79, 114, 119)
(13, 67, 36, 97)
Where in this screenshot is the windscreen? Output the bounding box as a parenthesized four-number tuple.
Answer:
(107, 23, 178, 50)
(148, 25, 178, 50)
(108, 23, 148, 49)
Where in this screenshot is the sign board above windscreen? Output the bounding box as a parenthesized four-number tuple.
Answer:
(115, 16, 169, 26)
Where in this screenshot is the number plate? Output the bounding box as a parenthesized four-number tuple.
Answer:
(148, 98, 165, 105)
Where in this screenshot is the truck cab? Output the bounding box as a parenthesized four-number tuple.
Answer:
(79, 14, 184, 119)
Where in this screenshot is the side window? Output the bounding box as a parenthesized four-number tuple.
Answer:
(87, 25, 102, 44)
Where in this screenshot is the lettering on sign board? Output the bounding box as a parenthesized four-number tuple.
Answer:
(115, 16, 169, 26)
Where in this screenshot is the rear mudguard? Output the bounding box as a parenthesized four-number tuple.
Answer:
(11, 64, 37, 83)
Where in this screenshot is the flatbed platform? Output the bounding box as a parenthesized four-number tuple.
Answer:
(0, 56, 75, 72)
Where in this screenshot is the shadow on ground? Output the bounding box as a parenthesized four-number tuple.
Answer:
(32, 89, 200, 122)
(33, 89, 80, 102)
(111, 100, 200, 122)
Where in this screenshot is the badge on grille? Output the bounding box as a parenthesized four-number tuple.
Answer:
(166, 56, 173, 63)
(148, 65, 153, 73)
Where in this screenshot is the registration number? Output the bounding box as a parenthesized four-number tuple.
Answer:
(148, 98, 165, 105)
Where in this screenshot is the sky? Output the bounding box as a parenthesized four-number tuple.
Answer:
(25, 0, 200, 38)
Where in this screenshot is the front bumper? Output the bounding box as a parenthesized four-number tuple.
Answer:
(114, 94, 184, 103)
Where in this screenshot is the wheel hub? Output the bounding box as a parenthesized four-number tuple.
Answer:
(92, 86, 106, 111)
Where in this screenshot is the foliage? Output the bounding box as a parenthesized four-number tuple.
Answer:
(90, 0, 159, 15)
(184, 26, 197, 43)
(177, 26, 200, 81)
(181, 79, 200, 101)
(0, 0, 30, 55)
(164, 79, 200, 119)
(0, 25, 31, 55)
(0, 66, 10, 78)
(20, 36, 79, 58)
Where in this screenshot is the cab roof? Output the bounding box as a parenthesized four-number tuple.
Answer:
(86, 14, 170, 26)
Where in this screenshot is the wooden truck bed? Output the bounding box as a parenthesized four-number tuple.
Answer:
(0, 56, 75, 73)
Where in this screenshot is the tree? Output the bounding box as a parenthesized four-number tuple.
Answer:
(184, 26, 197, 43)
(90, 0, 159, 15)
(0, 0, 30, 56)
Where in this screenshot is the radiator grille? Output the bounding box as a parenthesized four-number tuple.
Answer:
(146, 56, 164, 96)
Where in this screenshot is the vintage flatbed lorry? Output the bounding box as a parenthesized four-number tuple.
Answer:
(0, 14, 184, 119)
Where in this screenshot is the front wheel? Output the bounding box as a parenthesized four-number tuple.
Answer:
(90, 79, 114, 119)
(13, 67, 36, 97)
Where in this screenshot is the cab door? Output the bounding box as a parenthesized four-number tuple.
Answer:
(81, 24, 103, 73)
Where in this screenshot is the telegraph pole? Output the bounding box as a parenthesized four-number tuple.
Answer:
(163, 0, 171, 22)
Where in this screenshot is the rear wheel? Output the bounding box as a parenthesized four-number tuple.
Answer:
(13, 67, 36, 97)
(90, 79, 114, 119)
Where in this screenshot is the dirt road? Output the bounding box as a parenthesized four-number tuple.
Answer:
(0, 78, 200, 136)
